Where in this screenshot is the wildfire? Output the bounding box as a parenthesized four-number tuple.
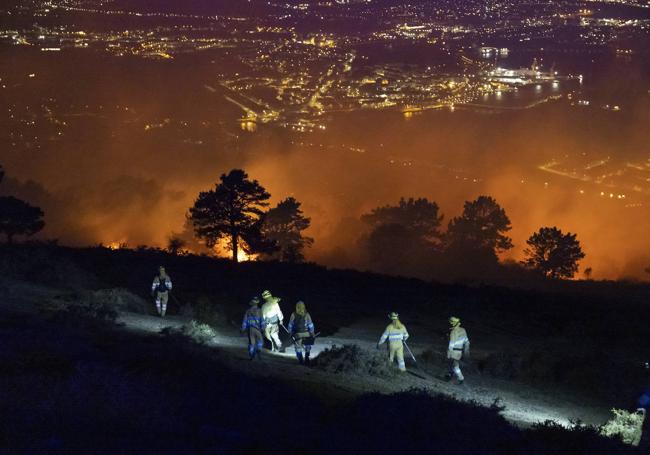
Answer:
(105, 241, 127, 250)
(213, 239, 257, 262)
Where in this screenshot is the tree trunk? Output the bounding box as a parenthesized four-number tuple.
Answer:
(232, 232, 238, 263)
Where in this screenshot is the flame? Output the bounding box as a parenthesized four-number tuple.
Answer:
(212, 239, 257, 262)
(106, 241, 127, 250)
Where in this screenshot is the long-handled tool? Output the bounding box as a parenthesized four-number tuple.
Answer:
(403, 340, 418, 364)
(276, 322, 297, 352)
(402, 341, 441, 381)
(279, 322, 295, 341)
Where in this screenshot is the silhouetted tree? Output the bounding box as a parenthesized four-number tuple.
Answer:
(362, 197, 444, 242)
(261, 197, 313, 262)
(189, 169, 270, 262)
(167, 235, 187, 255)
(583, 267, 593, 280)
(0, 196, 45, 243)
(364, 223, 415, 274)
(522, 226, 585, 279)
(360, 197, 444, 274)
(446, 195, 513, 259)
(241, 218, 278, 259)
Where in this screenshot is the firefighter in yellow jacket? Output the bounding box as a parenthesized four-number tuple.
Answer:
(377, 312, 409, 372)
(446, 316, 470, 385)
(261, 290, 284, 352)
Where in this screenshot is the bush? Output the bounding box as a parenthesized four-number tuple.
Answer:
(314, 344, 400, 378)
(182, 320, 218, 345)
(161, 320, 218, 345)
(600, 408, 646, 446)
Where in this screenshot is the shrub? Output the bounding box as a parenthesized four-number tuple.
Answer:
(600, 408, 646, 446)
(167, 320, 218, 345)
(314, 344, 399, 378)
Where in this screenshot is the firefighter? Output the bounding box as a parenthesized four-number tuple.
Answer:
(151, 266, 172, 317)
(446, 316, 470, 385)
(377, 312, 409, 372)
(287, 301, 316, 365)
(241, 297, 265, 360)
(261, 290, 284, 352)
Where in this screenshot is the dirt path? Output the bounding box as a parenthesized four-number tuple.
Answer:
(116, 311, 613, 428)
(0, 276, 612, 430)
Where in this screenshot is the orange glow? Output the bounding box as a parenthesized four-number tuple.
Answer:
(106, 241, 127, 250)
(212, 240, 257, 262)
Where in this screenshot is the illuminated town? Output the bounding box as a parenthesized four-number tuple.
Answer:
(3, 0, 648, 130)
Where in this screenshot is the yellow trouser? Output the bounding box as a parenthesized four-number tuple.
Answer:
(264, 323, 282, 350)
(388, 342, 405, 371)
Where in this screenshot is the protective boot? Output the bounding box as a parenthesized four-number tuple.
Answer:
(296, 352, 304, 364)
(304, 352, 311, 366)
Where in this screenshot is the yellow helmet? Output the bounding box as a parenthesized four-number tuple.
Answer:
(449, 316, 460, 327)
(388, 312, 399, 320)
(261, 290, 272, 299)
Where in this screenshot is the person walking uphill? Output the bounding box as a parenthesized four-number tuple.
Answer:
(446, 316, 470, 385)
(261, 290, 284, 352)
(377, 312, 409, 372)
(241, 297, 265, 360)
(288, 301, 316, 365)
(151, 266, 172, 317)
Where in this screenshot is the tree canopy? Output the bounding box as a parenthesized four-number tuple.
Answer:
(262, 197, 313, 262)
(446, 195, 513, 257)
(360, 197, 444, 274)
(0, 196, 45, 243)
(189, 169, 270, 262)
(523, 226, 585, 279)
(361, 197, 443, 242)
